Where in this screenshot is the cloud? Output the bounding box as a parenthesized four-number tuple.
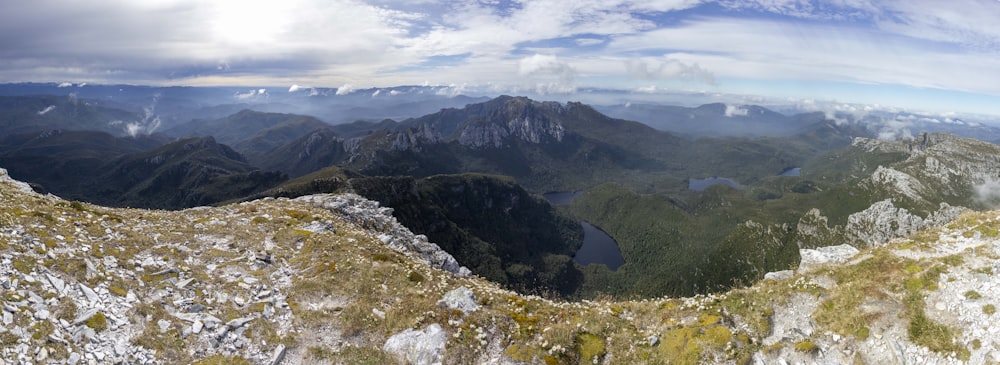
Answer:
(434, 83, 467, 97)
(724, 104, 748, 117)
(37, 105, 56, 115)
(335, 84, 356, 95)
(518, 54, 576, 94)
(625, 58, 717, 85)
(234, 88, 268, 100)
(974, 179, 1000, 209)
(575, 38, 605, 46)
(0, 0, 999, 116)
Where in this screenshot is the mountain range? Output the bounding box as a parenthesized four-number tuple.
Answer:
(3, 85, 1000, 300)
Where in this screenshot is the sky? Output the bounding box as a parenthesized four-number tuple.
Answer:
(2, 0, 1000, 115)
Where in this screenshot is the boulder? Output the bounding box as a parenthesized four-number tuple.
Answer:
(383, 323, 447, 365)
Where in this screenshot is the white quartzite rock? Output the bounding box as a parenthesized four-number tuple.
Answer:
(799, 244, 861, 271)
(438, 286, 479, 314)
(383, 323, 447, 365)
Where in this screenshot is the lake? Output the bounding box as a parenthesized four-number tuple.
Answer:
(542, 191, 624, 270)
(688, 177, 740, 191)
(575, 222, 624, 270)
(780, 167, 801, 176)
(542, 191, 582, 206)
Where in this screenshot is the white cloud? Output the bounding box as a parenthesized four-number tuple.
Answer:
(335, 84, 356, 95)
(435, 83, 467, 97)
(635, 85, 658, 93)
(974, 179, 1000, 208)
(625, 57, 717, 85)
(37, 105, 56, 115)
(1, 0, 999, 116)
(724, 104, 748, 117)
(575, 38, 605, 46)
(518, 54, 577, 94)
(234, 88, 268, 100)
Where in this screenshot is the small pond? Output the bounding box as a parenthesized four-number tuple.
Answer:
(688, 177, 740, 191)
(574, 222, 624, 270)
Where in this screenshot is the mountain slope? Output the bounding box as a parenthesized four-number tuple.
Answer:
(0, 130, 165, 194)
(88, 136, 286, 209)
(165, 109, 331, 155)
(0, 95, 143, 136)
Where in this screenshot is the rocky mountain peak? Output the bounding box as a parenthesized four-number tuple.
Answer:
(456, 97, 567, 148)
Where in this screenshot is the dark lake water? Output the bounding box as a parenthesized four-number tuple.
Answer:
(575, 222, 624, 270)
(780, 167, 802, 176)
(542, 191, 582, 206)
(541, 192, 624, 270)
(688, 177, 740, 191)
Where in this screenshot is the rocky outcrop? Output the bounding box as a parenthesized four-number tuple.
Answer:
(382, 324, 447, 365)
(846, 200, 965, 246)
(457, 115, 565, 148)
(391, 124, 442, 152)
(294, 193, 470, 276)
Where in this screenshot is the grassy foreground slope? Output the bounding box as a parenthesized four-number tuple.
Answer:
(1, 167, 999, 364)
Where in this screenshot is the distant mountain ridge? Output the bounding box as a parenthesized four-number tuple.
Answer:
(6, 91, 1000, 300)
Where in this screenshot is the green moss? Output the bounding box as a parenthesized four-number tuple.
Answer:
(576, 332, 606, 362)
(794, 340, 819, 354)
(697, 313, 721, 326)
(658, 327, 702, 365)
(407, 271, 426, 283)
(702, 325, 733, 347)
(31, 321, 55, 340)
(983, 304, 996, 315)
(855, 326, 870, 340)
(12, 256, 36, 274)
(940, 254, 964, 267)
(86, 311, 108, 332)
(109, 285, 128, 297)
(965, 290, 983, 300)
(0, 332, 18, 346)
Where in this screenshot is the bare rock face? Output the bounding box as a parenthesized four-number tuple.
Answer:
(457, 113, 565, 148)
(391, 124, 442, 152)
(0, 168, 33, 194)
(846, 200, 965, 247)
